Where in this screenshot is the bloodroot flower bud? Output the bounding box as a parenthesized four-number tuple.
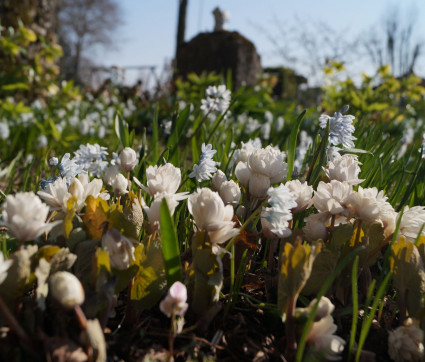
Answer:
(119, 147, 138, 172)
(159, 281, 188, 317)
(111, 173, 128, 197)
(49, 271, 85, 309)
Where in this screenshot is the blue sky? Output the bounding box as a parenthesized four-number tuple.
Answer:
(99, 0, 425, 85)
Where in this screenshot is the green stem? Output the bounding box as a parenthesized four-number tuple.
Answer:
(305, 137, 324, 183)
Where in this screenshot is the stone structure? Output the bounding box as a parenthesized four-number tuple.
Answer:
(213, 7, 230, 32)
(176, 31, 262, 89)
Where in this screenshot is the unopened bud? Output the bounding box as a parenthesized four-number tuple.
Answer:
(119, 147, 138, 172)
(49, 271, 85, 309)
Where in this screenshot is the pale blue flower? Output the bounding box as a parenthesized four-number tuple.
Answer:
(262, 185, 297, 238)
(74, 143, 109, 177)
(326, 146, 342, 162)
(57, 153, 86, 185)
(189, 143, 220, 182)
(319, 109, 356, 149)
(200, 85, 231, 114)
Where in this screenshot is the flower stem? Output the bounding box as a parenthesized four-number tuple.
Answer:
(0, 295, 32, 347)
(305, 138, 324, 184)
(223, 197, 268, 255)
(285, 296, 297, 361)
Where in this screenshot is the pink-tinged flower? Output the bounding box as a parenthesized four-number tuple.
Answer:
(2, 192, 61, 242)
(159, 281, 188, 317)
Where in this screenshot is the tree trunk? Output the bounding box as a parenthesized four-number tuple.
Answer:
(175, 0, 188, 69)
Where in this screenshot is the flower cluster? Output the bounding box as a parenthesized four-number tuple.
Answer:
(236, 145, 287, 199)
(200, 85, 231, 114)
(319, 108, 356, 149)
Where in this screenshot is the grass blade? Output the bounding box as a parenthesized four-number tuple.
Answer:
(159, 198, 183, 285)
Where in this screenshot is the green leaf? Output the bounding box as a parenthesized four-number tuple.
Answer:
(278, 240, 321, 318)
(159, 198, 182, 285)
(114, 113, 129, 147)
(131, 242, 166, 310)
(286, 110, 306, 180)
(2, 83, 30, 91)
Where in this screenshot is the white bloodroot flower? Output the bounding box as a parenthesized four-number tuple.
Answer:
(119, 147, 138, 172)
(285, 179, 313, 214)
(188, 188, 239, 249)
(111, 173, 128, 197)
(49, 271, 85, 309)
(236, 145, 287, 198)
(313, 180, 352, 216)
(39, 175, 108, 212)
(37, 177, 70, 211)
(101, 228, 135, 270)
(306, 297, 346, 361)
(347, 186, 394, 224)
(2, 192, 61, 243)
(104, 165, 120, 186)
(232, 138, 262, 165)
(159, 281, 188, 317)
(141, 192, 185, 226)
(261, 185, 297, 239)
(68, 174, 109, 211)
(303, 213, 331, 242)
(144, 163, 184, 197)
(212, 170, 227, 191)
(388, 318, 424, 362)
(218, 180, 241, 206)
(0, 252, 12, 285)
(324, 154, 364, 185)
(398, 206, 425, 242)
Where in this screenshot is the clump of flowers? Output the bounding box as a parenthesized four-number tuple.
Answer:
(200, 85, 231, 114)
(74, 143, 109, 177)
(236, 145, 287, 199)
